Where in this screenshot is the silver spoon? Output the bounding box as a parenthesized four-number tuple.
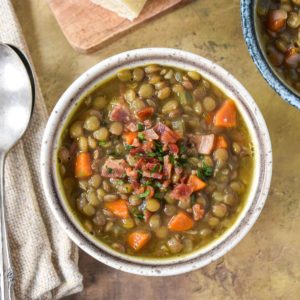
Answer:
(0, 43, 34, 300)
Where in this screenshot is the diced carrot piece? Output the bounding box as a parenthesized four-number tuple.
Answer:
(127, 231, 151, 251)
(137, 107, 154, 121)
(213, 100, 237, 128)
(75, 152, 92, 178)
(104, 199, 129, 219)
(215, 135, 228, 149)
(187, 174, 207, 192)
(168, 211, 195, 232)
(123, 132, 138, 145)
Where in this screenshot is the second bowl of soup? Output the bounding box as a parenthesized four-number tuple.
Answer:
(41, 48, 272, 275)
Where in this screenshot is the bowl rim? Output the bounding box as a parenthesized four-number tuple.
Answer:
(241, 0, 300, 110)
(40, 47, 272, 276)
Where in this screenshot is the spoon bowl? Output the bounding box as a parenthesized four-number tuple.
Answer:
(0, 43, 34, 299)
(0, 44, 33, 151)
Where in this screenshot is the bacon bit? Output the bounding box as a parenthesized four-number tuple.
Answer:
(192, 204, 205, 221)
(154, 122, 180, 144)
(161, 129, 180, 145)
(189, 134, 215, 155)
(143, 129, 159, 140)
(137, 107, 155, 121)
(101, 158, 127, 178)
(126, 122, 138, 132)
(170, 184, 193, 202)
(175, 167, 183, 176)
(168, 144, 179, 154)
(131, 138, 141, 147)
(125, 167, 138, 178)
(179, 174, 188, 184)
(109, 104, 132, 123)
(163, 155, 172, 179)
(142, 171, 163, 180)
(130, 147, 145, 156)
(134, 185, 145, 195)
(143, 119, 152, 129)
(144, 210, 153, 223)
(162, 180, 171, 189)
(142, 140, 155, 152)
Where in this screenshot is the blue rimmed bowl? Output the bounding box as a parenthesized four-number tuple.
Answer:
(241, 0, 300, 109)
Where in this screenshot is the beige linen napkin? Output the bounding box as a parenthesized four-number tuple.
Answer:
(0, 0, 83, 299)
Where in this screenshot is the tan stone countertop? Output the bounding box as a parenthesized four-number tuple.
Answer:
(12, 0, 300, 299)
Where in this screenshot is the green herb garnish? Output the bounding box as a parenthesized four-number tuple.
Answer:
(169, 154, 175, 164)
(191, 193, 196, 205)
(147, 152, 157, 157)
(179, 143, 187, 154)
(137, 123, 144, 131)
(125, 145, 134, 151)
(131, 208, 144, 220)
(138, 133, 145, 141)
(150, 164, 159, 174)
(138, 189, 150, 199)
(107, 167, 113, 174)
(197, 162, 213, 181)
(99, 141, 106, 146)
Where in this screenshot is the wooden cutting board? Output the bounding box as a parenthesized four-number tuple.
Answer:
(47, 0, 193, 54)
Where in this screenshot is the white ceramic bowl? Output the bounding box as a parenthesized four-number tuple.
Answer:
(41, 48, 272, 276)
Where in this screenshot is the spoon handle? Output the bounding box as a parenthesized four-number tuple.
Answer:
(0, 153, 15, 300)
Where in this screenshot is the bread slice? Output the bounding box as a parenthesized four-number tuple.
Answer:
(91, 0, 148, 21)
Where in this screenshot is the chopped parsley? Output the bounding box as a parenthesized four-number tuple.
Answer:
(125, 145, 134, 151)
(138, 133, 145, 140)
(169, 154, 175, 164)
(150, 164, 159, 174)
(154, 182, 162, 189)
(191, 193, 196, 205)
(107, 167, 113, 174)
(138, 189, 150, 199)
(179, 143, 187, 154)
(137, 123, 144, 131)
(115, 180, 124, 185)
(147, 152, 157, 157)
(99, 141, 107, 146)
(197, 162, 213, 181)
(131, 208, 144, 220)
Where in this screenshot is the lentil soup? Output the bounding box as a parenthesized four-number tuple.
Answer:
(57, 65, 254, 258)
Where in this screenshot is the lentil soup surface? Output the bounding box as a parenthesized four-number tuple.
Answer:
(58, 65, 254, 258)
(256, 0, 300, 93)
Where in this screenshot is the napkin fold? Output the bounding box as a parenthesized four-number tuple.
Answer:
(0, 0, 83, 299)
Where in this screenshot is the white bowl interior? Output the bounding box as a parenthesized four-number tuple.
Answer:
(41, 48, 272, 275)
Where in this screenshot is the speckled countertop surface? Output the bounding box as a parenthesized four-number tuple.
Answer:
(12, 0, 300, 299)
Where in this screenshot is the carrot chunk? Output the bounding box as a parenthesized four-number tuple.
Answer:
(75, 152, 92, 178)
(104, 199, 129, 219)
(168, 211, 195, 232)
(215, 135, 228, 149)
(187, 174, 207, 192)
(213, 100, 237, 128)
(127, 231, 151, 251)
(137, 107, 154, 121)
(123, 132, 138, 145)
